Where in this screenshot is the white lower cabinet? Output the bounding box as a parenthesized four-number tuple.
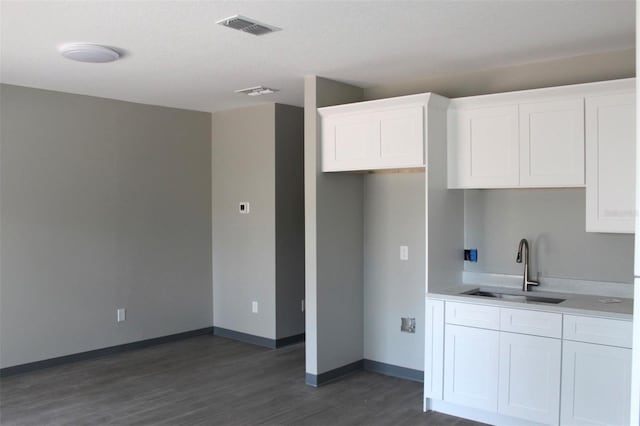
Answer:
(444, 324, 499, 412)
(431, 301, 633, 425)
(561, 340, 631, 426)
(498, 332, 561, 425)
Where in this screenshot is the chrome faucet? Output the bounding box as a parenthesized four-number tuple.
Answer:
(516, 238, 539, 292)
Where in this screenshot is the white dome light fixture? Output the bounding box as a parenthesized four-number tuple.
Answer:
(59, 43, 121, 63)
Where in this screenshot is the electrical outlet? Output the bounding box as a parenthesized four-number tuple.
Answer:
(117, 308, 126, 322)
(252, 301, 258, 313)
(400, 245, 409, 261)
(301, 299, 305, 312)
(239, 202, 250, 214)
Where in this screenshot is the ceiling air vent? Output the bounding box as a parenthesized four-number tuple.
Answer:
(235, 86, 279, 96)
(216, 15, 281, 36)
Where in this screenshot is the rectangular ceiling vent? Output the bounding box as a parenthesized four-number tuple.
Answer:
(216, 15, 281, 36)
(235, 86, 279, 96)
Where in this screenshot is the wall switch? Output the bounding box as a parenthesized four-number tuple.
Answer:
(117, 308, 126, 322)
(252, 301, 258, 313)
(301, 299, 305, 312)
(400, 245, 409, 261)
(239, 202, 250, 214)
(401, 317, 416, 333)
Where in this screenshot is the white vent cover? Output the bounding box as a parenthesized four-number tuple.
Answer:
(216, 15, 281, 36)
(235, 86, 279, 96)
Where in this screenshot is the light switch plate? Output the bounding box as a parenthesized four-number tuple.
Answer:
(239, 202, 250, 214)
(117, 308, 126, 322)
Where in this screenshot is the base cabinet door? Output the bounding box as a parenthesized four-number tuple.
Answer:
(498, 333, 561, 425)
(444, 324, 499, 412)
(561, 340, 631, 426)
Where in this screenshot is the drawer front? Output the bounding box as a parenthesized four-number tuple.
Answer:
(500, 308, 562, 338)
(563, 315, 632, 348)
(445, 301, 500, 330)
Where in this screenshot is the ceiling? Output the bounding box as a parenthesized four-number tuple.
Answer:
(0, 1, 635, 112)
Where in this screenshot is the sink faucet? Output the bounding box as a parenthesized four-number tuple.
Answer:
(516, 238, 539, 292)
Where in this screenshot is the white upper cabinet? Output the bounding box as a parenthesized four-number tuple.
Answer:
(319, 93, 448, 172)
(448, 78, 634, 189)
(519, 99, 585, 187)
(585, 91, 636, 233)
(448, 105, 519, 188)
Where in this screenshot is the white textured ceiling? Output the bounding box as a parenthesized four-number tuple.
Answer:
(0, 0, 635, 112)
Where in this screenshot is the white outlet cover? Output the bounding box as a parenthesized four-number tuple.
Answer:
(400, 245, 409, 260)
(117, 308, 126, 322)
(252, 301, 258, 313)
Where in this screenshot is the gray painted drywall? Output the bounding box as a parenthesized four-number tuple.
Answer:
(304, 76, 364, 375)
(363, 172, 426, 371)
(426, 103, 464, 294)
(212, 103, 305, 341)
(275, 104, 305, 339)
(464, 189, 634, 284)
(364, 48, 635, 101)
(212, 105, 277, 339)
(0, 84, 212, 368)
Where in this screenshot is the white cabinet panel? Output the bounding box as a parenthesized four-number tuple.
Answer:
(320, 98, 429, 172)
(586, 92, 636, 233)
(424, 299, 444, 400)
(499, 307, 562, 338)
(561, 340, 631, 426)
(519, 99, 584, 187)
(498, 333, 561, 425)
(322, 113, 377, 171)
(377, 106, 424, 167)
(563, 314, 632, 348)
(444, 324, 499, 412)
(445, 301, 500, 330)
(448, 105, 519, 188)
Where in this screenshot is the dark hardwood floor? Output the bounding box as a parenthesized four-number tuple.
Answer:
(0, 335, 484, 425)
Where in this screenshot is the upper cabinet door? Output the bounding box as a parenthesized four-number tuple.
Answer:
(585, 92, 636, 233)
(376, 106, 424, 168)
(320, 99, 428, 172)
(322, 112, 378, 172)
(448, 105, 519, 188)
(519, 99, 585, 187)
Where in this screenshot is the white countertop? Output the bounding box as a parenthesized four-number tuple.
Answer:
(429, 284, 633, 320)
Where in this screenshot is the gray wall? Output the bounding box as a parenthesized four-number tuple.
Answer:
(304, 76, 364, 375)
(212, 105, 277, 339)
(275, 104, 305, 339)
(363, 172, 426, 371)
(0, 84, 212, 368)
(212, 103, 305, 341)
(364, 48, 635, 101)
(464, 189, 634, 284)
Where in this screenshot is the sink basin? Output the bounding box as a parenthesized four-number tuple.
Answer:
(464, 290, 565, 304)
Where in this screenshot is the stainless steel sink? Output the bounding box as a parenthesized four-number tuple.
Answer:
(463, 290, 565, 304)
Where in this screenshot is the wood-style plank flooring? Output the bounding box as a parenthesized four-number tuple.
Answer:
(0, 335, 485, 425)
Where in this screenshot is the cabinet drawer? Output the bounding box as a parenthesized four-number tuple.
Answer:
(563, 315, 632, 348)
(500, 308, 562, 338)
(445, 302, 500, 330)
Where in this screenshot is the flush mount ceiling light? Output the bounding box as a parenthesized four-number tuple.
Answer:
(216, 15, 281, 36)
(59, 43, 121, 63)
(235, 86, 279, 96)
